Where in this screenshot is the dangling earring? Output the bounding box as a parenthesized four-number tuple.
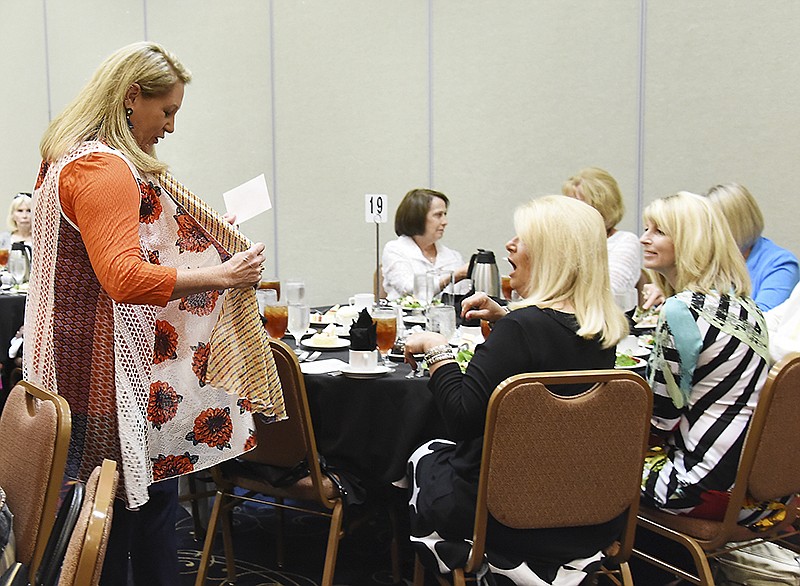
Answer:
(125, 108, 134, 130)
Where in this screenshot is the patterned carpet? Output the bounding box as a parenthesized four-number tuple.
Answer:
(177, 487, 412, 586)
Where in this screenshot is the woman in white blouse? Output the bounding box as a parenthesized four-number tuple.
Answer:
(382, 188, 469, 301)
(563, 167, 641, 314)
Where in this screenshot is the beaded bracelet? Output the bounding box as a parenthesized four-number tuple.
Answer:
(424, 344, 455, 367)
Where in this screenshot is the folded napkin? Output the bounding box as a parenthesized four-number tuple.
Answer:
(349, 309, 377, 351)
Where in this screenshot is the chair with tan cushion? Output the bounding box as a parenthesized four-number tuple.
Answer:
(413, 369, 653, 586)
(195, 338, 348, 586)
(57, 459, 118, 586)
(633, 352, 800, 585)
(0, 381, 71, 583)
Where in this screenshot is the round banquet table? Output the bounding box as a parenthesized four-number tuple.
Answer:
(290, 340, 447, 488)
(0, 292, 25, 408)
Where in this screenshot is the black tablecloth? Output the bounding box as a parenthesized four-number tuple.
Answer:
(0, 293, 25, 403)
(296, 344, 447, 487)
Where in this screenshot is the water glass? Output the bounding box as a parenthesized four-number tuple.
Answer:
(285, 279, 306, 304)
(288, 304, 311, 353)
(426, 305, 456, 343)
(427, 269, 454, 305)
(8, 250, 26, 285)
(413, 273, 430, 306)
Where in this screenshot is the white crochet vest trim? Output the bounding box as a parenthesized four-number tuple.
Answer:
(26, 141, 156, 507)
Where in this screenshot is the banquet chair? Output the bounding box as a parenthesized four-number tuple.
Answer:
(34, 481, 85, 586)
(57, 459, 118, 586)
(412, 369, 653, 586)
(632, 352, 800, 585)
(195, 339, 347, 586)
(0, 381, 71, 583)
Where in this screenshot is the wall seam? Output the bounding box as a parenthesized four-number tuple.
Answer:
(143, 0, 148, 40)
(43, 0, 52, 121)
(269, 0, 280, 276)
(428, 0, 434, 187)
(635, 0, 647, 231)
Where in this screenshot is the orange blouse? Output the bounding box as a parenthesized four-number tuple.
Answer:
(58, 152, 177, 306)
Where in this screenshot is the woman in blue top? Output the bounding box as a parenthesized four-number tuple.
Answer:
(705, 183, 799, 311)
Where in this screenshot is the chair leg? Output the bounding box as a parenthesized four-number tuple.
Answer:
(619, 561, 634, 586)
(413, 553, 426, 586)
(220, 498, 237, 583)
(453, 568, 467, 586)
(320, 500, 345, 586)
(194, 490, 225, 586)
(388, 505, 402, 583)
(634, 517, 715, 586)
(187, 473, 206, 540)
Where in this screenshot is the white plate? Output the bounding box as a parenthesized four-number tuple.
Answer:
(634, 320, 658, 330)
(301, 338, 350, 350)
(616, 346, 650, 358)
(615, 355, 646, 369)
(403, 315, 427, 326)
(340, 365, 392, 379)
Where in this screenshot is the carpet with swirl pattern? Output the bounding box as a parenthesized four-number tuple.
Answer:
(177, 489, 411, 586)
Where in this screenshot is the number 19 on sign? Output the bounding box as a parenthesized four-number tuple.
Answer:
(365, 194, 388, 223)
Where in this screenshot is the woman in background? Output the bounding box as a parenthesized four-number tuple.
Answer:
(562, 167, 641, 315)
(705, 182, 798, 311)
(7, 193, 32, 247)
(404, 195, 629, 585)
(381, 188, 469, 301)
(639, 192, 774, 525)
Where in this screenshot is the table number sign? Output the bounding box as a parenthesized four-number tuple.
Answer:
(365, 194, 388, 223)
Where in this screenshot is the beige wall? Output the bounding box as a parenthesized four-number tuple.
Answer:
(2, 0, 798, 305)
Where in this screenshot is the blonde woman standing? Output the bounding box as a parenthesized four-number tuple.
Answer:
(404, 195, 629, 585)
(28, 42, 283, 584)
(640, 192, 775, 526)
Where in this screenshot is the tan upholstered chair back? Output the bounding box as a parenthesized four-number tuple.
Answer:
(743, 353, 800, 503)
(241, 339, 314, 468)
(58, 459, 118, 586)
(0, 381, 70, 578)
(483, 374, 652, 529)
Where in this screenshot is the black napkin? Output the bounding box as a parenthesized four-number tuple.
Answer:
(349, 309, 377, 351)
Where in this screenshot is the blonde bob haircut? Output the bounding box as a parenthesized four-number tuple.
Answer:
(40, 41, 191, 174)
(643, 191, 750, 298)
(704, 183, 764, 253)
(8, 193, 31, 232)
(561, 167, 624, 232)
(511, 195, 629, 349)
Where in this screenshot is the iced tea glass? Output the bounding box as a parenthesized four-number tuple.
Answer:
(259, 278, 281, 301)
(263, 298, 288, 339)
(372, 307, 397, 368)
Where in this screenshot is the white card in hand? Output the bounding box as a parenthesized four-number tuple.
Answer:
(222, 174, 272, 224)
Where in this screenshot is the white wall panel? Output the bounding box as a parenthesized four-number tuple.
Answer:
(644, 1, 800, 257)
(432, 0, 642, 273)
(271, 1, 430, 304)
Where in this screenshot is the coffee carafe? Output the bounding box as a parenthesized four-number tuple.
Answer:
(467, 249, 501, 298)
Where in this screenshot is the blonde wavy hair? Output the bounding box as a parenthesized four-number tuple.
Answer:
(704, 183, 764, 253)
(512, 195, 629, 349)
(561, 167, 625, 232)
(643, 191, 751, 298)
(40, 41, 191, 174)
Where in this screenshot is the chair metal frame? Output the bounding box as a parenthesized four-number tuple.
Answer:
(56, 459, 118, 586)
(413, 369, 653, 586)
(195, 339, 346, 586)
(632, 352, 800, 585)
(0, 380, 71, 583)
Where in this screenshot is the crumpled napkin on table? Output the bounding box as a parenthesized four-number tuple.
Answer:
(349, 309, 377, 351)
